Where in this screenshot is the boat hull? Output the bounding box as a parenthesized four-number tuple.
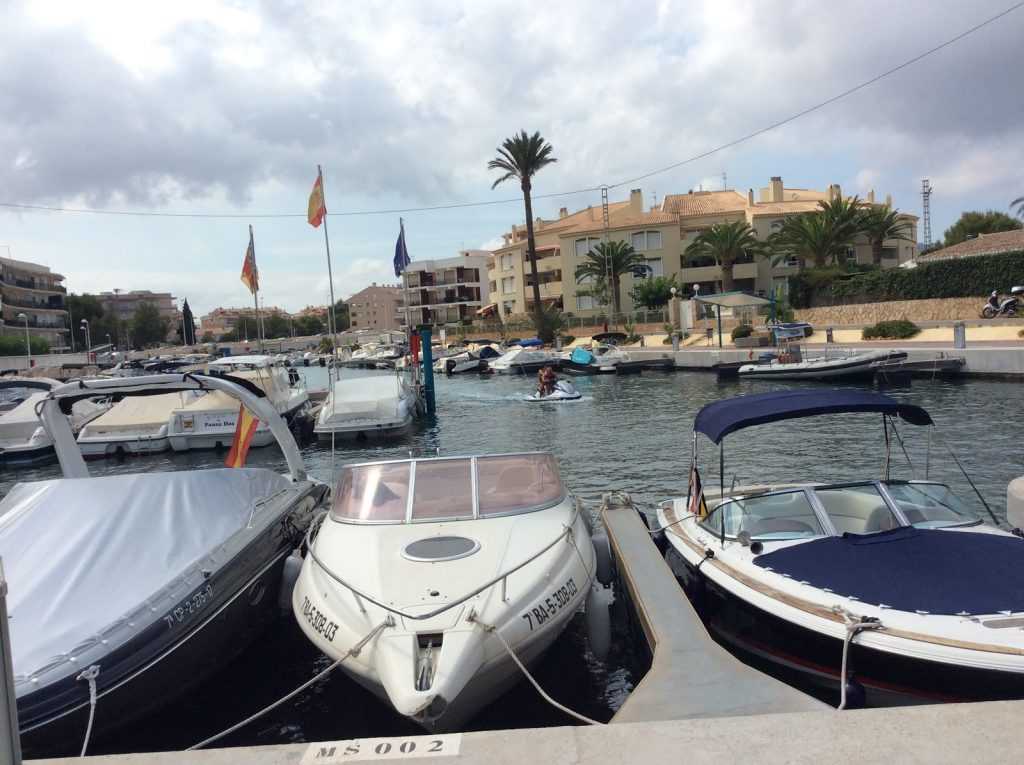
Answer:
(77, 433, 170, 458)
(314, 415, 413, 441)
(16, 495, 319, 758)
(0, 442, 56, 465)
(738, 352, 906, 382)
(665, 545, 1024, 707)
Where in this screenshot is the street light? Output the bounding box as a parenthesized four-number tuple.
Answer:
(106, 333, 112, 351)
(16, 313, 29, 368)
(80, 319, 92, 359)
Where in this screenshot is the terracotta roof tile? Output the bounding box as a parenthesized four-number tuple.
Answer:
(661, 191, 748, 216)
(917, 230, 1024, 262)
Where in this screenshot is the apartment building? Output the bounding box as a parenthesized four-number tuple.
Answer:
(399, 251, 490, 329)
(485, 178, 917, 319)
(0, 256, 69, 348)
(200, 306, 290, 338)
(347, 283, 403, 331)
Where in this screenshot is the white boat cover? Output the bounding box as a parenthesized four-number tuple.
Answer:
(79, 392, 197, 435)
(0, 392, 48, 445)
(323, 377, 407, 422)
(0, 468, 291, 681)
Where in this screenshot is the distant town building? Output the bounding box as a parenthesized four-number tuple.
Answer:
(295, 304, 329, 320)
(200, 306, 290, 339)
(97, 289, 182, 341)
(0, 255, 70, 348)
(400, 251, 490, 329)
(347, 283, 402, 331)
(485, 177, 918, 320)
(915, 230, 1024, 263)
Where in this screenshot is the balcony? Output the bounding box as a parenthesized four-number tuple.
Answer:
(680, 262, 759, 282)
(524, 281, 563, 298)
(0, 276, 67, 294)
(2, 295, 67, 312)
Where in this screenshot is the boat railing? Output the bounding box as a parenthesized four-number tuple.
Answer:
(304, 504, 589, 621)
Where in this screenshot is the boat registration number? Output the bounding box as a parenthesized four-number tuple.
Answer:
(301, 734, 461, 763)
(521, 577, 577, 631)
(163, 583, 214, 629)
(301, 595, 339, 642)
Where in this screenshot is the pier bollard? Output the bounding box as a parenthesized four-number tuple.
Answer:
(953, 322, 966, 349)
(0, 559, 22, 765)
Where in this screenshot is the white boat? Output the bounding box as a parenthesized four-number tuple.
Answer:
(314, 374, 417, 440)
(737, 348, 906, 381)
(524, 380, 582, 402)
(0, 378, 109, 464)
(657, 389, 1024, 708)
(561, 344, 631, 375)
(76, 391, 200, 457)
(166, 355, 310, 452)
(488, 348, 560, 375)
(292, 452, 597, 730)
(5, 373, 326, 757)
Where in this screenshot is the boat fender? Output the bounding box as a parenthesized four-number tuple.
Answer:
(585, 583, 613, 661)
(591, 530, 614, 586)
(277, 551, 304, 613)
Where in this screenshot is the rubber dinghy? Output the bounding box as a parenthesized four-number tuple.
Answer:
(524, 380, 582, 402)
(293, 452, 599, 731)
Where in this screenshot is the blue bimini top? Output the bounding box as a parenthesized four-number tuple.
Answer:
(693, 389, 932, 444)
(753, 526, 1024, 615)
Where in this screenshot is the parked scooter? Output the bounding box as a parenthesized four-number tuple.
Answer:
(981, 287, 1024, 318)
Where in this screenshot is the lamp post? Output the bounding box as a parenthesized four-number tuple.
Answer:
(17, 313, 29, 368)
(80, 319, 92, 360)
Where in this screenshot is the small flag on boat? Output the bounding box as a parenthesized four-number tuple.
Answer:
(240, 226, 259, 295)
(225, 404, 260, 468)
(688, 463, 708, 519)
(393, 218, 411, 277)
(307, 171, 327, 228)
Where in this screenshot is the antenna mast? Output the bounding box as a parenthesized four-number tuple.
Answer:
(921, 179, 933, 247)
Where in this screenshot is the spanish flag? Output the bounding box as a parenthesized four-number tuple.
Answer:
(225, 404, 260, 468)
(688, 463, 709, 519)
(240, 225, 259, 295)
(308, 170, 326, 228)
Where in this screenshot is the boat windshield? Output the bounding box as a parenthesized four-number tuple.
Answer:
(700, 489, 825, 541)
(883, 481, 982, 528)
(698, 480, 980, 541)
(331, 453, 565, 524)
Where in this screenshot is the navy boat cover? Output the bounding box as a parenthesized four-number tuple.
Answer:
(753, 527, 1024, 615)
(694, 389, 933, 444)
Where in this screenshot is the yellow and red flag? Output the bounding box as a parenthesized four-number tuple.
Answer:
(688, 463, 709, 519)
(225, 404, 260, 468)
(240, 225, 259, 295)
(307, 171, 326, 228)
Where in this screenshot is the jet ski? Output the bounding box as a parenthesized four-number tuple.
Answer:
(525, 380, 582, 402)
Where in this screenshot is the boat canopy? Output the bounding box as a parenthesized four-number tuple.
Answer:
(331, 453, 565, 524)
(517, 338, 543, 348)
(694, 389, 933, 444)
(208, 355, 273, 370)
(570, 347, 594, 365)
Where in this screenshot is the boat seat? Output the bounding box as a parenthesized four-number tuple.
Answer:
(744, 518, 817, 536)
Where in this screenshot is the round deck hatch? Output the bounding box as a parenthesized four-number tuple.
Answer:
(403, 536, 480, 562)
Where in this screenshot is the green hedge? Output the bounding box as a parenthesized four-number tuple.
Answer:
(862, 319, 921, 340)
(790, 251, 1024, 307)
(0, 336, 51, 356)
(731, 324, 753, 340)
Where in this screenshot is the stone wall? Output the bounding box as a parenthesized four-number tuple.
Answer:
(794, 297, 983, 326)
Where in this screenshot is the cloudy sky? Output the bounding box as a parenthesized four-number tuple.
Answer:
(2, 0, 1022, 316)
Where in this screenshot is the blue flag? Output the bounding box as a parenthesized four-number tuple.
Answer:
(393, 219, 411, 277)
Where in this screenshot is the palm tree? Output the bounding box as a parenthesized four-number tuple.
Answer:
(1012, 196, 1024, 220)
(859, 205, 914, 265)
(771, 197, 864, 268)
(574, 240, 647, 316)
(488, 131, 557, 338)
(684, 220, 767, 292)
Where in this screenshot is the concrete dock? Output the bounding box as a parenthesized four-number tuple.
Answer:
(601, 500, 825, 722)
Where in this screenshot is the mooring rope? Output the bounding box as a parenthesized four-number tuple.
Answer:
(76, 664, 101, 757)
(468, 614, 604, 726)
(187, 617, 393, 751)
(834, 607, 883, 711)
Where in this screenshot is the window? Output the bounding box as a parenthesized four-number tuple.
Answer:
(501, 254, 515, 271)
(477, 454, 564, 516)
(645, 258, 663, 277)
(574, 237, 600, 258)
(501, 276, 515, 294)
(631, 230, 663, 252)
(700, 490, 824, 541)
(816, 485, 898, 535)
(576, 295, 597, 310)
(411, 459, 474, 521)
(884, 482, 981, 529)
(331, 462, 410, 522)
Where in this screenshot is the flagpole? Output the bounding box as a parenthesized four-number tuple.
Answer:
(400, 217, 412, 346)
(318, 165, 339, 348)
(249, 225, 264, 353)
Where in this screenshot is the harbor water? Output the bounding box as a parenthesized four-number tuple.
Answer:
(1, 367, 1020, 754)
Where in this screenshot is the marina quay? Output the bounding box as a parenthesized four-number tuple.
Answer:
(3, 2, 1024, 763)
